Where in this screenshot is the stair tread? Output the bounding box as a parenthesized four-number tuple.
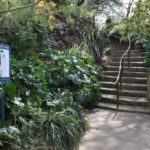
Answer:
(103, 75, 147, 80)
(104, 71, 147, 76)
(113, 56, 144, 58)
(107, 66, 147, 72)
(112, 50, 143, 52)
(96, 102, 150, 114)
(101, 94, 147, 102)
(112, 51, 145, 53)
(108, 66, 146, 69)
(101, 81, 147, 87)
(111, 52, 144, 55)
(112, 56, 144, 59)
(101, 47, 148, 113)
(110, 61, 144, 64)
(112, 58, 144, 62)
(109, 62, 145, 67)
(105, 70, 146, 73)
(101, 87, 146, 94)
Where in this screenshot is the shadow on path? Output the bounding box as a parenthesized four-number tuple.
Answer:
(80, 109, 150, 150)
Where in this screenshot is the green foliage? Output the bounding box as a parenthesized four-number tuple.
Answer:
(4, 82, 16, 100)
(109, 0, 150, 65)
(18, 109, 87, 150)
(83, 25, 109, 61)
(0, 107, 87, 149)
(0, 49, 101, 149)
(0, 1, 102, 149)
(0, 86, 4, 99)
(0, 0, 91, 57)
(142, 40, 150, 66)
(110, 0, 149, 40)
(10, 49, 101, 107)
(58, 5, 90, 18)
(105, 47, 112, 55)
(0, 126, 20, 144)
(53, 0, 69, 5)
(66, 15, 75, 25)
(0, 0, 54, 57)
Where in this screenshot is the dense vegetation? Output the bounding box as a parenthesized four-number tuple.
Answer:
(1, 49, 101, 149)
(0, 0, 101, 149)
(0, 0, 149, 149)
(109, 0, 150, 65)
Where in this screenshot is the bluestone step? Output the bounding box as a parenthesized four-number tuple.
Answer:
(101, 87, 146, 97)
(112, 52, 144, 57)
(101, 82, 147, 90)
(103, 76, 147, 84)
(101, 94, 148, 107)
(112, 56, 144, 61)
(112, 50, 144, 53)
(100, 43, 148, 113)
(104, 71, 147, 77)
(96, 102, 150, 114)
(107, 66, 147, 72)
(109, 61, 145, 67)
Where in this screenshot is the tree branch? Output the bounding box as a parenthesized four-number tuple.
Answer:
(0, 0, 43, 14)
(126, 0, 135, 17)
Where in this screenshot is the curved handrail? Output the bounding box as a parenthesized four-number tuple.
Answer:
(114, 37, 131, 109)
(115, 38, 131, 85)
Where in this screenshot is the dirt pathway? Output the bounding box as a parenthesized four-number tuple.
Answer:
(80, 109, 150, 150)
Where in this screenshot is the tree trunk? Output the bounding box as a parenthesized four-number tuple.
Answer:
(126, 0, 135, 17)
(77, 0, 85, 6)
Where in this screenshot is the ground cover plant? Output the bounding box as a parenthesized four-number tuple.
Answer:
(0, 0, 105, 149)
(0, 49, 101, 149)
(83, 24, 109, 62)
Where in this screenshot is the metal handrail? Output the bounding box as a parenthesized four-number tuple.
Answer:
(114, 38, 131, 109)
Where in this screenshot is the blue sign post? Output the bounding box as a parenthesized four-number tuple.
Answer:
(0, 44, 10, 120)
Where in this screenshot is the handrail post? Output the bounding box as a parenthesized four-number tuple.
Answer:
(120, 60, 124, 90)
(120, 70, 122, 90)
(116, 82, 119, 109)
(128, 42, 130, 68)
(115, 38, 131, 110)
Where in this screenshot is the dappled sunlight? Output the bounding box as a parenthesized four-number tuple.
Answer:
(0, 0, 149, 149)
(80, 110, 150, 150)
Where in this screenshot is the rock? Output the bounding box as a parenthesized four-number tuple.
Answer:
(64, 36, 81, 44)
(54, 12, 67, 22)
(47, 12, 90, 50)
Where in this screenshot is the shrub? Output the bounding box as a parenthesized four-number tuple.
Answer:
(0, 48, 101, 149)
(83, 25, 109, 62)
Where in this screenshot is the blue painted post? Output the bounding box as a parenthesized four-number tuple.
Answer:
(1, 97, 5, 120)
(0, 44, 10, 120)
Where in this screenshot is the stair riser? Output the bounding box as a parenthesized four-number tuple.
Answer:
(110, 46, 127, 49)
(100, 44, 149, 111)
(111, 47, 127, 50)
(105, 72, 147, 77)
(112, 57, 144, 61)
(107, 67, 147, 72)
(97, 103, 150, 114)
(101, 97, 148, 107)
(101, 89, 146, 97)
(112, 53, 144, 57)
(103, 77, 147, 84)
(109, 62, 145, 67)
(101, 83, 147, 91)
(112, 50, 144, 53)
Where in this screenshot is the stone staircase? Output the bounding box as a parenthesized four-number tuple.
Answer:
(98, 44, 150, 114)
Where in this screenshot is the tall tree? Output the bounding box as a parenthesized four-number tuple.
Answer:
(126, 0, 135, 17)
